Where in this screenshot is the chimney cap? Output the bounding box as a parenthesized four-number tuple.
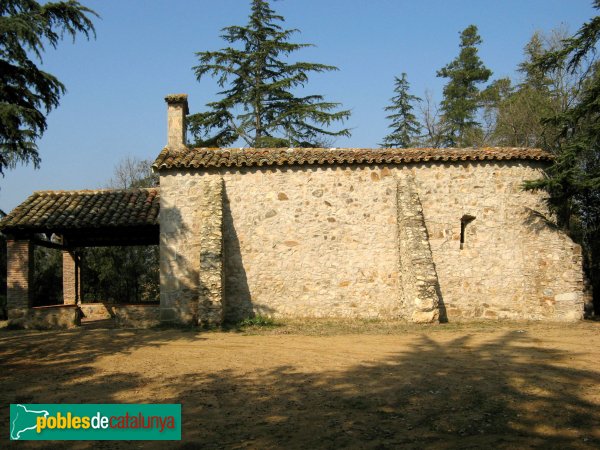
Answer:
(165, 94, 189, 114)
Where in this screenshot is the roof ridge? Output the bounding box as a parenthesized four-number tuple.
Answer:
(32, 187, 159, 195)
(190, 146, 546, 152)
(152, 146, 553, 170)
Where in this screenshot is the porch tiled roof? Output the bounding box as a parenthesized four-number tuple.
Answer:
(0, 188, 159, 233)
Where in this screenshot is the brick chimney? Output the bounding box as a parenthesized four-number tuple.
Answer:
(165, 94, 189, 149)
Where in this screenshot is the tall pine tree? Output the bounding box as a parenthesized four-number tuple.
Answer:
(189, 0, 350, 148)
(0, 0, 97, 174)
(380, 73, 421, 148)
(437, 25, 492, 147)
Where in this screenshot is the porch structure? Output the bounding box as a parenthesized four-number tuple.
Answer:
(0, 188, 160, 328)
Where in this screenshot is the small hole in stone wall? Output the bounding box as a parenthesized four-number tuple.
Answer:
(460, 214, 476, 249)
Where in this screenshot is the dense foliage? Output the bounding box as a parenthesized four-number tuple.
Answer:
(32, 246, 62, 306)
(0, 0, 96, 173)
(0, 226, 5, 318)
(189, 0, 350, 148)
(81, 244, 159, 304)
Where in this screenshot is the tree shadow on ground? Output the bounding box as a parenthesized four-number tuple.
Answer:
(0, 327, 204, 447)
(1, 328, 599, 449)
(168, 331, 600, 449)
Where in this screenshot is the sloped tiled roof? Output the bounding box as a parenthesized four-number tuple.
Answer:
(152, 147, 553, 170)
(0, 188, 159, 233)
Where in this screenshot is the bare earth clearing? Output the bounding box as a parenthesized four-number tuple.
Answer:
(1, 320, 599, 449)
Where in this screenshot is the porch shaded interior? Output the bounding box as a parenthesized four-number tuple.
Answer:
(0, 188, 160, 325)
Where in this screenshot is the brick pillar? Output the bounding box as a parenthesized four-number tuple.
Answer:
(62, 250, 79, 305)
(7, 239, 34, 318)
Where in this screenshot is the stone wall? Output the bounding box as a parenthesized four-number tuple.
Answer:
(10, 305, 80, 329)
(222, 167, 402, 321)
(159, 176, 223, 325)
(111, 304, 160, 328)
(412, 161, 585, 321)
(158, 160, 586, 323)
(79, 303, 160, 327)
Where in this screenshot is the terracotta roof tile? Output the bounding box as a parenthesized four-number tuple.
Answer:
(0, 188, 159, 233)
(152, 147, 553, 170)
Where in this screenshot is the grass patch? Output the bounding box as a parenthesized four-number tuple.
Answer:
(237, 315, 280, 329)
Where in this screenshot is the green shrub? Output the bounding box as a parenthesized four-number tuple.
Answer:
(238, 315, 278, 328)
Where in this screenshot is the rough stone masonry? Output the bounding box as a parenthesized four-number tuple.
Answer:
(154, 94, 587, 325)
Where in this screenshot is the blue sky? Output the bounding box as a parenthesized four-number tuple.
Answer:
(1, 0, 597, 211)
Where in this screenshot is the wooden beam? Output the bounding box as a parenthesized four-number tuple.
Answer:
(32, 237, 65, 250)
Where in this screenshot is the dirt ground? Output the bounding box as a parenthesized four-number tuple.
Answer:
(1, 320, 599, 449)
